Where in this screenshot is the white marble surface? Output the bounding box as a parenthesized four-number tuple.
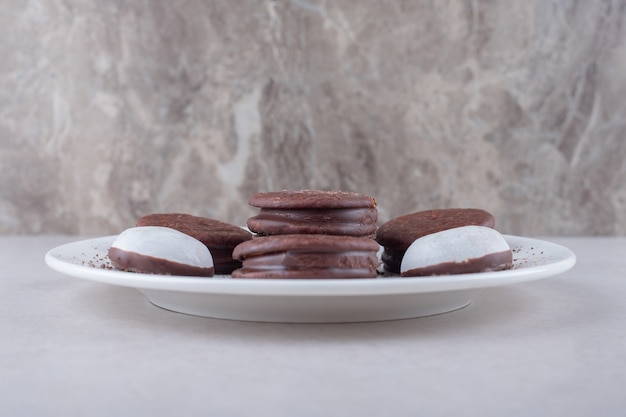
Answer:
(1, 235, 625, 416)
(2, 1, 626, 236)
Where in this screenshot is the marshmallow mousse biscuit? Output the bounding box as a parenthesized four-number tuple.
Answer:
(108, 226, 214, 277)
(247, 190, 378, 237)
(401, 226, 513, 277)
(376, 208, 496, 273)
(231, 234, 380, 279)
(135, 213, 252, 274)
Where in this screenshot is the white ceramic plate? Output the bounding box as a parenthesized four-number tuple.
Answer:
(45, 235, 576, 323)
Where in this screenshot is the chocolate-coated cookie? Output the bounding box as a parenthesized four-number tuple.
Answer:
(400, 226, 512, 276)
(108, 226, 215, 277)
(247, 190, 378, 237)
(136, 213, 252, 274)
(376, 208, 496, 273)
(231, 234, 380, 279)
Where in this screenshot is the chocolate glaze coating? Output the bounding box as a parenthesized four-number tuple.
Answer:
(231, 267, 378, 279)
(401, 250, 513, 277)
(108, 247, 215, 277)
(233, 234, 380, 258)
(249, 190, 377, 209)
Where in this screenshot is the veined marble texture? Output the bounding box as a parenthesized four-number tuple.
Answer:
(1, 0, 626, 235)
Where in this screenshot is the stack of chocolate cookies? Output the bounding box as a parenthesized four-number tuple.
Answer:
(231, 190, 381, 279)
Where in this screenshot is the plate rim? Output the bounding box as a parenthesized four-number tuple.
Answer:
(44, 234, 576, 297)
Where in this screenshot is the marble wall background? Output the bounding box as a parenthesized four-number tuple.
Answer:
(2, 0, 626, 236)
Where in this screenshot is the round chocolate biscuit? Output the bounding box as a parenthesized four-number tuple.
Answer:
(376, 208, 496, 273)
(136, 213, 252, 274)
(249, 190, 377, 209)
(400, 226, 512, 277)
(108, 226, 214, 277)
(232, 234, 380, 279)
(247, 190, 378, 237)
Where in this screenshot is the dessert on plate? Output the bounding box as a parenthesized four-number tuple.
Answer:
(231, 234, 380, 279)
(376, 208, 496, 273)
(246, 190, 378, 238)
(106, 191, 511, 280)
(135, 213, 252, 274)
(108, 226, 214, 277)
(400, 225, 513, 277)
